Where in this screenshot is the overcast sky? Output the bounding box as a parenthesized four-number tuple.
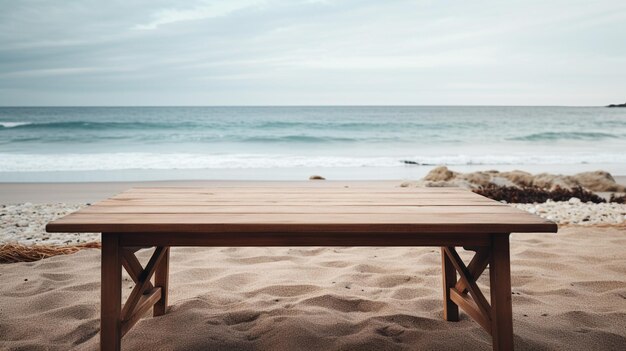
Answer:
(0, 0, 624, 106)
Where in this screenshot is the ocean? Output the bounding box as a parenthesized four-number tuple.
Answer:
(1, 106, 625, 181)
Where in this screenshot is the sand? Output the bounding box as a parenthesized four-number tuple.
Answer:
(1, 180, 625, 350)
(0, 226, 624, 350)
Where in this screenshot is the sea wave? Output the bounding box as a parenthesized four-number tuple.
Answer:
(0, 121, 189, 130)
(0, 121, 33, 128)
(0, 132, 404, 144)
(508, 132, 621, 141)
(254, 121, 432, 130)
(242, 135, 364, 143)
(1, 152, 625, 172)
(0, 120, 476, 132)
(0, 120, 401, 131)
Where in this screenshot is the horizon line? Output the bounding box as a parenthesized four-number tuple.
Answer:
(0, 104, 614, 108)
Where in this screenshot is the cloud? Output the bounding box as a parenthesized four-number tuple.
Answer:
(287, 50, 499, 70)
(0, 0, 624, 106)
(132, 0, 267, 30)
(0, 67, 133, 78)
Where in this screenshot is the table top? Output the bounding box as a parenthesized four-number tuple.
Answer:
(46, 186, 557, 234)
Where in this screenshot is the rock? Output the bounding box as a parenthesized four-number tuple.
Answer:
(425, 180, 465, 188)
(570, 171, 625, 192)
(423, 166, 457, 181)
(415, 167, 625, 193)
(1, 203, 98, 245)
(568, 197, 581, 204)
(401, 160, 421, 165)
(490, 175, 518, 188)
(500, 170, 534, 187)
(16, 220, 29, 227)
(460, 172, 492, 188)
(309, 175, 325, 180)
(512, 201, 625, 226)
(606, 102, 626, 108)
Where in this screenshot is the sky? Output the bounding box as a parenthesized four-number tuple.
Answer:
(0, 0, 624, 106)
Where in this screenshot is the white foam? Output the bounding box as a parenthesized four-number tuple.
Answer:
(0, 121, 32, 128)
(1, 152, 626, 172)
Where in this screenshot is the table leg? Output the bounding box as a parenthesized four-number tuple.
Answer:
(101, 233, 122, 351)
(490, 234, 514, 351)
(154, 246, 170, 316)
(441, 247, 459, 321)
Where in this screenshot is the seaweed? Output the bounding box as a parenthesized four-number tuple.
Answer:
(0, 242, 101, 263)
(609, 193, 626, 204)
(473, 185, 606, 204)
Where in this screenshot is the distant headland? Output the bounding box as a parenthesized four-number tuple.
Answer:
(606, 102, 626, 107)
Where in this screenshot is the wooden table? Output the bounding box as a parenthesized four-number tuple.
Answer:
(46, 185, 557, 351)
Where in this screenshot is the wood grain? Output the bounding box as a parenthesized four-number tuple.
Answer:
(47, 186, 557, 235)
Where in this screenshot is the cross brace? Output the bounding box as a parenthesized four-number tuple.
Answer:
(440, 234, 514, 351)
(100, 236, 170, 351)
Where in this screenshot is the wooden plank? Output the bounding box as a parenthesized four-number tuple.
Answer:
(50, 223, 556, 236)
(88, 202, 508, 209)
(122, 191, 469, 196)
(450, 287, 492, 334)
(120, 192, 470, 197)
(120, 186, 467, 190)
(456, 248, 491, 294)
(121, 250, 154, 291)
(122, 190, 470, 196)
(50, 222, 555, 234)
(48, 215, 556, 234)
(95, 199, 502, 206)
(80, 205, 520, 215)
(50, 211, 555, 224)
(120, 287, 162, 337)
(104, 199, 493, 205)
(102, 195, 499, 201)
(109, 195, 486, 202)
(121, 247, 166, 321)
(125, 186, 468, 193)
(117, 232, 492, 247)
(444, 247, 492, 321)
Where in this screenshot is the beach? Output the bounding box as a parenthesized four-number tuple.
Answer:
(1, 180, 625, 350)
(3, 0, 626, 349)
(0, 225, 624, 350)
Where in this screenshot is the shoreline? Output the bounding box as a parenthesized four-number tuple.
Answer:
(0, 177, 625, 204)
(2, 162, 626, 183)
